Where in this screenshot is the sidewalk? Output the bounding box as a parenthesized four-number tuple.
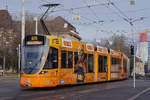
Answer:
(0, 75, 19, 81)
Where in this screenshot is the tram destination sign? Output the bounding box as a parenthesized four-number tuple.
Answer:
(25, 35, 45, 46)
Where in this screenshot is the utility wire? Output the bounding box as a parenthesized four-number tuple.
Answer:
(81, 0, 102, 21)
(50, 2, 110, 13)
(108, 0, 130, 20)
(107, 0, 132, 26)
(104, 3, 128, 24)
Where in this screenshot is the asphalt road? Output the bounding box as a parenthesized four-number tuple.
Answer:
(0, 79, 150, 100)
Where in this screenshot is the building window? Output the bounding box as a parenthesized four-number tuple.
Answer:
(44, 47, 58, 69)
(88, 54, 93, 73)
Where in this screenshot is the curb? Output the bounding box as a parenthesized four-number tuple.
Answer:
(0, 76, 19, 80)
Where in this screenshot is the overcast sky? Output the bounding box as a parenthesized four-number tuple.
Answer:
(0, 0, 150, 41)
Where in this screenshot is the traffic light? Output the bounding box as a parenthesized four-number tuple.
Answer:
(130, 45, 134, 55)
(15, 47, 18, 56)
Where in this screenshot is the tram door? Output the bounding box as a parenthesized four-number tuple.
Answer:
(59, 50, 74, 85)
(44, 47, 60, 86)
(97, 55, 108, 81)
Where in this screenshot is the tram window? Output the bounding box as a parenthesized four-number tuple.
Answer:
(61, 50, 67, 68)
(98, 55, 103, 73)
(98, 56, 107, 73)
(88, 54, 93, 73)
(123, 59, 127, 72)
(104, 56, 107, 72)
(68, 51, 73, 68)
(111, 57, 121, 65)
(44, 47, 58, 69)
(74, 52, 78, 65)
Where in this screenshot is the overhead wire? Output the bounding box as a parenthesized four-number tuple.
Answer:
(81, 0, 102, 21)
(107, 0, 130, 21)
(49, 2, 110, 13)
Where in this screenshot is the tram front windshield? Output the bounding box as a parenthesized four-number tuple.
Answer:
(22, 36, 49, 74)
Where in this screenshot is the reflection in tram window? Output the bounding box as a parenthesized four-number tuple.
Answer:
(98, 56, 107, 73)
(123, 59, 127, 72)
(104, 56, 107, 72)
(98, 55, 103, 72)
(74, 52, 78, 65)
(111, 58, 121, 65)
(44, 47, 58, 69)
(88, 54, 93, 73)
(61, 50, 67, 68)
(68, 51, 73, 68)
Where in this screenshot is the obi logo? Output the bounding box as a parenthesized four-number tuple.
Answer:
(60, 80, 64, 83)
(98, 77, 101, 80)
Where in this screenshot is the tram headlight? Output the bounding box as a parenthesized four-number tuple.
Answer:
(39, 71, 48, 74)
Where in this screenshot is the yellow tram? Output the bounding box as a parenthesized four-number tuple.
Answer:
(20, 35, 129, 88)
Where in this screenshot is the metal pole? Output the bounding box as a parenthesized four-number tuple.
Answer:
(20, 0, 25, 79)
(3, 56, 5, 76)
(133, 48, 136, 88)
(21, 0, 25, 46)
(18, 44, 21, 78)
(131, 24, 136, 88)
(36, 17, 38, 35)
(34, 17, 38, 35)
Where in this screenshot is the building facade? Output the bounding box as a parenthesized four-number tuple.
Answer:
(46, 16, 82, 41)
(0, 10, 12, 29)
